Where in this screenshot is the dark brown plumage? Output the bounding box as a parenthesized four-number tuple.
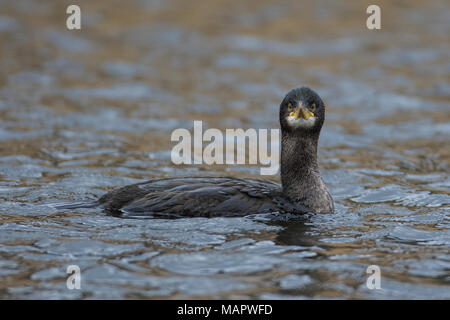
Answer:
(58, 87, 334, 217)
(98, 177, 309, 217)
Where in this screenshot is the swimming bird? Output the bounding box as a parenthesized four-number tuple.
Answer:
(59, 87, 333, 217)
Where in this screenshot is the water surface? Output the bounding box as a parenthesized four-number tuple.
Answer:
(0, 0, 449, 299)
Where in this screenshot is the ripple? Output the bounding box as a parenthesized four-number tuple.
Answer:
(388, 226, 450, 245)
(151, 252, 284, 275)
(351, 184, 450, 208)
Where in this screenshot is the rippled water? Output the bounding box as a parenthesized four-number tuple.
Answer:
(0, 0, 449, 299)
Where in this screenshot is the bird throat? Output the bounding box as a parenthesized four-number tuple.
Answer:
(280, 131, 320, 201)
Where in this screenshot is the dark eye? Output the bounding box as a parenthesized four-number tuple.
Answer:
(288, 103, 293, 112)
(310, 103, 316, 112)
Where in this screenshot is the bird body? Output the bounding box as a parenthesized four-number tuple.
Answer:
(98, 177, 309, 217)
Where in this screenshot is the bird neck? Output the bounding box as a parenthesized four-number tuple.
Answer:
(280, 131, 320, 199)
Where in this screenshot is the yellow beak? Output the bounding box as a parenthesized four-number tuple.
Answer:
(290, 106, 314, 120)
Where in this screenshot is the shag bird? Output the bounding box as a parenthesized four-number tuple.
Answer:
(61, 87, 334, 217)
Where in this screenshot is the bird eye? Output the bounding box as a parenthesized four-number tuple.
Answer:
(310, 103, 316, 112)
(288, 103, 293, 112)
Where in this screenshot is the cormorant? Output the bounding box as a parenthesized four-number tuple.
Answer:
(58, 87, 334, 217)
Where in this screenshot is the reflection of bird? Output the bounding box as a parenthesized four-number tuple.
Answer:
(62, 87, 334, 217)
